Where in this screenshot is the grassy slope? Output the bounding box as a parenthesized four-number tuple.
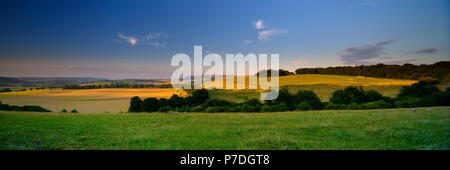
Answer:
(1, 107, 448, 150)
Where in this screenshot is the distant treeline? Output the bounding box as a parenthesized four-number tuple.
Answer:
(295, 61, 450, 81)
(0, 101, 52, 112)
(63, 83, 172, 89)
(129, 80, 450, 113)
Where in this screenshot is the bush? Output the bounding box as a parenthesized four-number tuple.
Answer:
(293, 90, 323, 110)
(21, 106, 51, 112)
(240, 104, 258, 112)
(192, 89, 210, 105)
(7, 105, 23, 111)
(324, 103, 347, 110)
(296, 101, 312, 111)
(228, 106, 241, 112)
(129, 96, 143, 112)
(361, 100, 392, 109)
(394, 97, 422, 108)
(158, 98, 169, 107)
(205, 106, 226, 113)
(143, 97, 160, 112)
(202, 99, 232, 107)
(272, 103, 288, 112)
(346, 103, 361, 110)
(364, 90, 384, 102)
(169, 95, 185, 108)
(70, 109, 78, 113)
(422, 91, 450, 106)
(330, 87, 366, 104)
(398, 82, 441, 98)
(0, 102, 9, 110)
(158, 106, 173, 112)
(244, 98, 261, 106)
(260, 105, 273, 112)
(275, 88, 295, 110)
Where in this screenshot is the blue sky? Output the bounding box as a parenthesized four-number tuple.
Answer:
(0, 0, 449, 79)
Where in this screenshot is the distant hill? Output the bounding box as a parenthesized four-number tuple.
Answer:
(295, 61, 450, 82)
(0, 77, 28, 86)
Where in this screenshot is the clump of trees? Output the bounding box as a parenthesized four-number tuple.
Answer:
(295, 61, 450, 81)
(0, 101, 52, 112)
(256, 69, 294, 77)
(128, 89, 210, 112)
(128, 81, 450, 113)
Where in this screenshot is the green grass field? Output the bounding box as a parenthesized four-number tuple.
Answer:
(1, 107, 448, 150)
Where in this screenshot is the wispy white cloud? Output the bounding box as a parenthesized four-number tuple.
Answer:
(118, 34, 138, 46)
(254, 19, 265, 29)
(258, 29, 288, 41)
(146, 32, 169, 40)
(118, 32, 169, 48)
(243, 40, 252, 44)
(148, 42, 167, 49)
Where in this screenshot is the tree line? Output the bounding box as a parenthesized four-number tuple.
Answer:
(295, 61, 450, 81)
(0, 101, 52, 112)
(129, 81, 450, 113)
(63, 83, 172, 89)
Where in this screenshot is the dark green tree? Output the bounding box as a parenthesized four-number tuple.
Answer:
(128, 96, 143, 112)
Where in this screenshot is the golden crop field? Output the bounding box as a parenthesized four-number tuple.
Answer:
(203, 74, 417, 89)
(0, 88, 179, 113)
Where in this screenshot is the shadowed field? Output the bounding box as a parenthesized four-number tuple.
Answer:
(1, 107, 448, 150)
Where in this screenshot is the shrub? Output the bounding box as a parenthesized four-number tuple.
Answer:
(228, 106, 241, 112)
(260, 105, 273, 112)
(423, 91, 450, 106)
(169, 95, 185, 108)
(275, 88, 295, 110)
(0, 102, 9, 110)
(192, 89, 210, 105)
(158, 106, 173, 112)
(143, 97, 160, 112)
(364, 90, 384, 102)
(346, 103, 361, 110)
(205, 106, 225, 113)
(70, 109, 78, 113)
(330, 87, 366, 104)
(203, 99, 232, 107)
(272, 103, 288, 112)
(361, 100, 392, 109)
(293, 90, 323, 110)
(394, 97, 422, 108)
(296, 101, 312, 111)
(244, 98, 262, 106)
(324, 103, 347, 110)
(158, 98, 169, 107)
(240, 104, 258, 112)
(398, 82, 441, 98)
(128, 96, 143, 112)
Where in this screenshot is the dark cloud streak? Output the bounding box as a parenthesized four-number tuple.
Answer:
(338, 40, 395, 65)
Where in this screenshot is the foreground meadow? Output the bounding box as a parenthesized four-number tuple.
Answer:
(1, 107, 448, 150)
